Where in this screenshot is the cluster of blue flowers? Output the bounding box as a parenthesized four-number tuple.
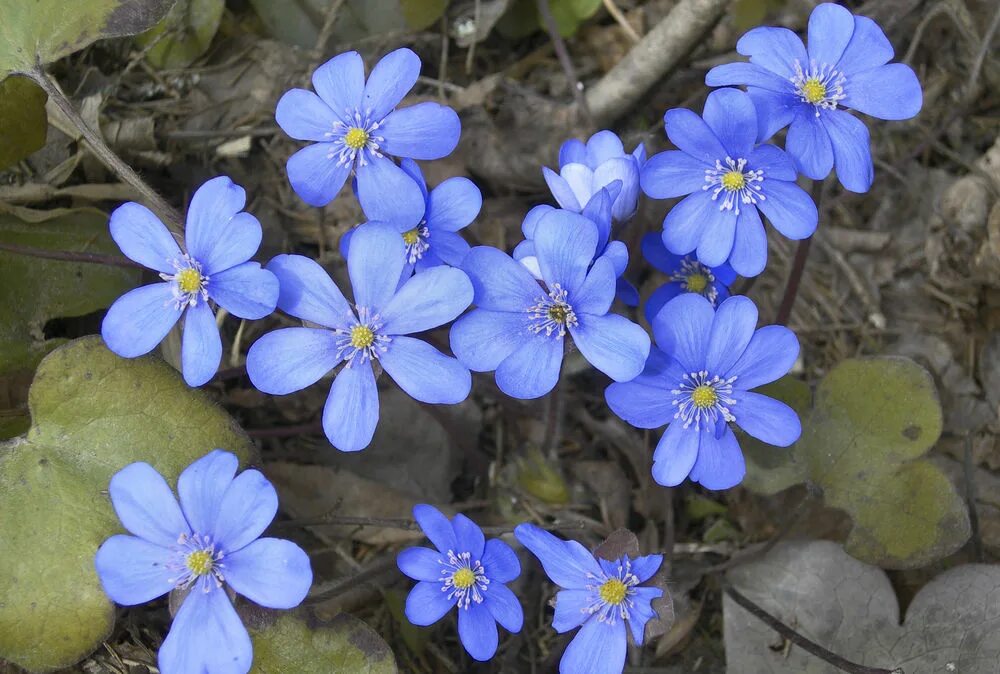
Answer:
(94, 5, 920, 671)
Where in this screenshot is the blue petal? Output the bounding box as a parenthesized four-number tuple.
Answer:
(560, 616, 626, 674)
(413, 504, 459, 552)
(641, 232, 683, 274)
(194, 213, 262, 277)
(109, 462, 190, 548)
(572, 256, 616, 316)
(806, 2, 856, 66)
(651, 421, 700, 487)
(747, 144, 797, 181)
(450, 309, 527, 372)
(348, 221, 407, 311)
(380, 336, 471, 404)
(836, 15, 894, 75)
(704, 62, 791, 93)
(644, 282, 684, 325)
(109, 202, 181, 273)
(586, 130, 625, 165)
(158, 586, 251, 674)
(323, 362, 379, 452)
(702, 88, 757, 159)
(481, 539, 520, 583)
(452, 513, 486, 558)
(177, 450, 238, 536)
(522, 204, 556, 239)
(223, 537, 313, 609)
(286, 142, 352, 207)
(363, 47, 421, 121)
(748, 88, 800, 142)
(725, 324, 799, 388)
(425, 230, 470, 267)
(405, 580, 457, 626)
(706, 296, 758, 376)
(559, 138, 587, 166)
(184, 177, 246, 267)
(824, 110, 873, 193)
(495, 334, 562, 399)
(246, 327, 341, 394)
(729, 206, 768, 278)
(580, 188, 615, 249)
(651, 292, 713, 371)
(629, 554, 663, 583)
(212, 468, 278, 552)
(399, 157, 429, 200)
(736, 26, 807, 79)
(275, 89, 340, 141)
(640, 150, 709, 199)
(551, 589, 591, 632)
(689, 425, 745, 490)
(605, 378, 674, 429)
(544, 167, 582, 211)
(484, 582, 523, 633)
(513, 524, 603, 590)
(355, 155, 427, 227)
(101, 283, 181, 358)
(601, 240, 628, 277)
(427, 176, 481, 232)
(94, 534, 174, 605)
(381, 103, 461, 160)
(397, 546, 443, 582)
(734, 391, 801, 446)
(379, 266, 473, 335)
(208, 262, 278, 320)
(462, 246, 541, 311)
(695, 207, 736, 268)
(459, 602, 498, 661)
(758, 179, 818, 240)
(181, 301, 221, 387)
(593, 158, 639, 222)
(559, 163, 598, 211)
(663, 108, 726, 165)
(628, 585, 664, 645)
(662, 191, 729, 257)
(569, 313, 650, 383)
(786, 110, 834, 180)
(312, 51, 364, 121)
(267, 254, 353, 329)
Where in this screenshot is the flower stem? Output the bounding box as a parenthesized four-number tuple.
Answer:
(0, 241, 140, 268)
(541, 368, 565, 457)
(774, 179, 824, 325)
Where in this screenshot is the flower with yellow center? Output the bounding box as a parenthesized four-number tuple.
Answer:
(599, 578, 628, 605)
(185, 549, 214, 576)
(452, 567, 476, 590)
(176, 268, 203, 295)
(690, 384, 718, 408)
(439, 550, 488, 609)
(344, 127, 370, 150)
(402, 229, 421, 246)
(720, 171, 746, 192)
(350, 325, 375, 349)
(672, 370, 737, 430)
(528, 284, 578, 337)
(685, 273, 708, 294)
(801, 78, 827, 105)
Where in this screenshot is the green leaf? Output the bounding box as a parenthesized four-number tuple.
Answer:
(550, 0, 602, 36)
(0, 209, 141, 376)
(0, 337, 256, 672)
(0, 0, 176, 79)
(249, 610, 397, 673)
(0, 76, 47, 170)
(137, 0, 225, 69)
(496, 0, 602, 38)
(740, 376, 811, 495)
(400, 0, 449, 30)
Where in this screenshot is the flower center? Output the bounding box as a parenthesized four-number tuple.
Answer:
(583, 557, 641, 624)
(801, 77, 827, 104)
(691, 384, 718, 408)
(440, 550, 489, 609)
(325, 108, 386, 168)
(401, 225, 431, 264)
(790, 60, 846, 115)
(452, 567, 476, 589)
(672, 370, 737, 430)
(176, 268, 203, 294)
(670, 258, 719, 304)
(344, 127, 369, 150)
(704, 157, 765, 215)
(599, 578, 627, 605)
(528, 284, 577, 338)
(185, 549, 214, 576)
(160, 255, 210, 310)
(686, 272, 708, 293)
(350, 325, 374, 349)
(335, 307, 390, 367)
(720, 170, 746, 191)
(402, 229, 420, 245)
(168, 533, 225, 590)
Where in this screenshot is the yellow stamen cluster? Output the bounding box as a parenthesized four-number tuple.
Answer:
(548, 305, 570, 324)
(801, 78, 827, 104)
(350, 325, 375, 349)
(176, 268, 203, 294)
(344, 127, 369, 150)
(691, 384, 718, 409)
(686, 273, 708, 293)
(720, 170, 746, 192)
(402, 229, 420, 245)
(185, 550, 213, 576)
(452, 568, 476, 589)
(599, 578, 627, 605)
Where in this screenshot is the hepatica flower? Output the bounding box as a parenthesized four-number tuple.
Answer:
(246, 223, 473, 452)
(398, 505, 523, 661)
(705, 2, 922, 192)
(544, 130, 646, 222)
(451, 211, 650, 399)
(641, 233, 736, 323)
(514, 524, 663, 674)
(640, 88, 817, 277)
(94, 450, 312, 674)
(275, 48, 461, 220)
(606, 293, 800, 490)
(101, 177, 279, 387)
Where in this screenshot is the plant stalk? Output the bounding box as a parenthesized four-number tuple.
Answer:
(774, 179, 825, 325)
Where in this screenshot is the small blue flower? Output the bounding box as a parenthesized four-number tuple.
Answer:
(275, 48, 461, 217)
(543, 130, 646, 223)
(641, 233, 736, 323)
(705, 2, 922, 192)
(514, 523, 663, 674)
(640, 88, 817, 278)
(94, 450, 312, 674)
(340, 158, 480, 278)
(398, 505, 523, 661)
(101, 177, 279, 387)
(606, 293, 801, 490)
(451, 210, 650, 399)
(246, 223, 473, 452)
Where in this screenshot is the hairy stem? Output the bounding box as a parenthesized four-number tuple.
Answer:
(775, 179, 824, 325)
(0, 241, 140, 268)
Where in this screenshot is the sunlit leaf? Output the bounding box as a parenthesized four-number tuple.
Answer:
(0, 76, 47, 170)
(137, 0, 225, 69)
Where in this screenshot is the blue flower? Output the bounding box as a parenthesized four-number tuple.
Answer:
(398, 505, 523, 661)
(640, 88, 817, 277)
(514, 523, 663, 674)
(451, 210, 650, 399)
(543, 130, 646, 223)
(641, 233, 736, 323)
(246, 223, 473, 452)
(705, 2, 922, 193)
(101, 177, 279, 387)
(275, 48, 461, 217)
(605, 293, 801, 490)
(94, 450, 312, 674)
(340, 158, 480, 278)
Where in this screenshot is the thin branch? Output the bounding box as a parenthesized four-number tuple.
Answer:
(0, 241, 141, 269)
(275, 515, 588, 537)
(602, 0, 641, 43)
(775, 179, 824, 325)
(965, 434, 984, 562)
(541, 370, 565, 456)
(536, 0, 594, 128)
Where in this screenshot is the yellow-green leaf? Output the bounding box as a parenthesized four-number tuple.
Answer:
(137, 0, 225, 69)
(0, 76, 47, 170)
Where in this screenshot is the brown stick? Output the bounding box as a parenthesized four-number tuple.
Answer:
(0, 241, 140, 269)
(536, 0, 594, 128)
(774, 179, 824, 325)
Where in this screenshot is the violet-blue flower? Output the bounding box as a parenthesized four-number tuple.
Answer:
(398, 505, 523, 661)
(94, 450, 312, 674)
(641, 233, 736, 323)
(514, 523, 663, 674)
(451, 210, 650, 399)
(606, 293, 801, 490)
(246, 223, 473, 452)
(543, 130, 646, 223)
(705, 2, 922, 192)
(640, 88, 817, 277)
(101, 177, 279, 387)
(275, 48, 461, 218)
